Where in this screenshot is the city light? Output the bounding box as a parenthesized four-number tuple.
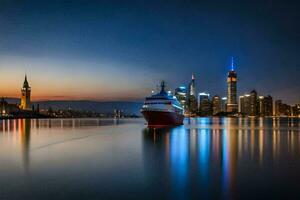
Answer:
(199, 92, 210, 96)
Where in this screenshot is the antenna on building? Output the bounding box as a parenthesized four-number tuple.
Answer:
(231, 56, 234, 71)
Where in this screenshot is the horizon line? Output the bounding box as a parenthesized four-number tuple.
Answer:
(1, 96, 144, 102)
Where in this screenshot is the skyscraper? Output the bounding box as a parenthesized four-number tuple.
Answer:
(239, 95, 244, 113)
(212, 95, 221, 115)
(240, 90, 272, 117)
(258, 96, 265, 116)
(265, 95, 273, 116)
(239, 94, 251, 116)
(198, 92, 211, 116)
(239, 90, 258, 117)
(249, 90, 257, 116)
(175, 86, 187, 110)
(227, 57, 238, 113)
(275, 100, 291, 116)
(20, 75, 31, 110)
(187, 73, 197, 115)
(275, 100, 282, 116)
(221, 97, 227, 112)
(189, 73, 196, 96)
(259, 95, 273, 116)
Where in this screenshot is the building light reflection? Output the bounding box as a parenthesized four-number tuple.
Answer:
(198, 128, 210, 181)
(170, 125, 189, 198)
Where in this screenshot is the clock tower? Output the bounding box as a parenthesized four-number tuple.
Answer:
(20, 75, 31, 110)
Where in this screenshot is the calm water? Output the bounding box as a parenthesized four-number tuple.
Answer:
(0, 118, 299, 200)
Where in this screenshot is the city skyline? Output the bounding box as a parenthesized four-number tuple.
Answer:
(0, 1, 299, 104)
(1, 59, 299, 105)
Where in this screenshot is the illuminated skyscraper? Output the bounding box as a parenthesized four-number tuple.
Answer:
(239, 90, 257, 116)
(239, 94, 250, 115)
(187, 74, 197, 115)
(275, 100, 291, 116)
(20, 75, 31, 110)
(239, 95, 244, 113)
(258, 96, 265, 116)
(189, 73, 196, 96)
(175, 86, 187, 110)
(226, 57, 238, 113)
(275, 100, 282, 116)
(258, 95, 273, 116)
(198, 92, 211, 116)
(249, 90, 257, 116)
(221, 97, 227, 112)
(212, 95, 221, 115)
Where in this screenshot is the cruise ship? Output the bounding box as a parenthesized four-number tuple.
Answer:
(141, 81, 184, 127)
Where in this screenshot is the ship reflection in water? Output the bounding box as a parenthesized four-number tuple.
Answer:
(0, 117, 299, 199)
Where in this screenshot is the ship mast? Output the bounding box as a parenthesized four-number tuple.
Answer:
(161, 81, 166, 93)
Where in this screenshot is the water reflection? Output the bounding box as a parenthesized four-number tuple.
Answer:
(0, 118, 133, 174)
(198, 126, 210, 183)
(20, 119, 31, 174)
(0, 117, 299, 199)
(170, 125, 189, 199)
(0, 119, 31, 173)
(222, 118, 238, 199)
(143, 117, 300, 199)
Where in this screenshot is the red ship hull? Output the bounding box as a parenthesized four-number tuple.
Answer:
(141, 110, 184, 128)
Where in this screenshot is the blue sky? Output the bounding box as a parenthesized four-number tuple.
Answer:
(0, 0, 299, 103)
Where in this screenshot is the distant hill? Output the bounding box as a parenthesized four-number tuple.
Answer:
(3, 98, 143, 116)
(35, 100, 143, 116)
(3, 98, 20, 104)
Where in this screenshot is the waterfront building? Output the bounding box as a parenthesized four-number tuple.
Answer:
(282, 104, 291, 116)
(249, 90, 258, 116)
(212, 95, 221, 115)
(175, 86, 187, 110)
(198, 92, 211, 116)
(259, 95, 273, 116)
(20, 75, 31, 110)
(189, 73, 196, 97)
(275, 100, 289, 116)
(291, 104, 300, 117)
(275, 100, 282, 116)
(239, 95, 244, 113)
(0, 98, 20, 117)
(226, 57, 238, 113)
(265, 96, 273, 116)
(275, 100, 294, 117)
(0, 98, 9, 117)
(221, 97, 227, 112)
(239, 90, 260, 116)
(187, 95, 198, 115)
(239, 94, 251, 116)
(114, 109, 123, 118)
(259, 96, 265, 116)
(275, 99, 291, 117)
(186, 74, 197, 115)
